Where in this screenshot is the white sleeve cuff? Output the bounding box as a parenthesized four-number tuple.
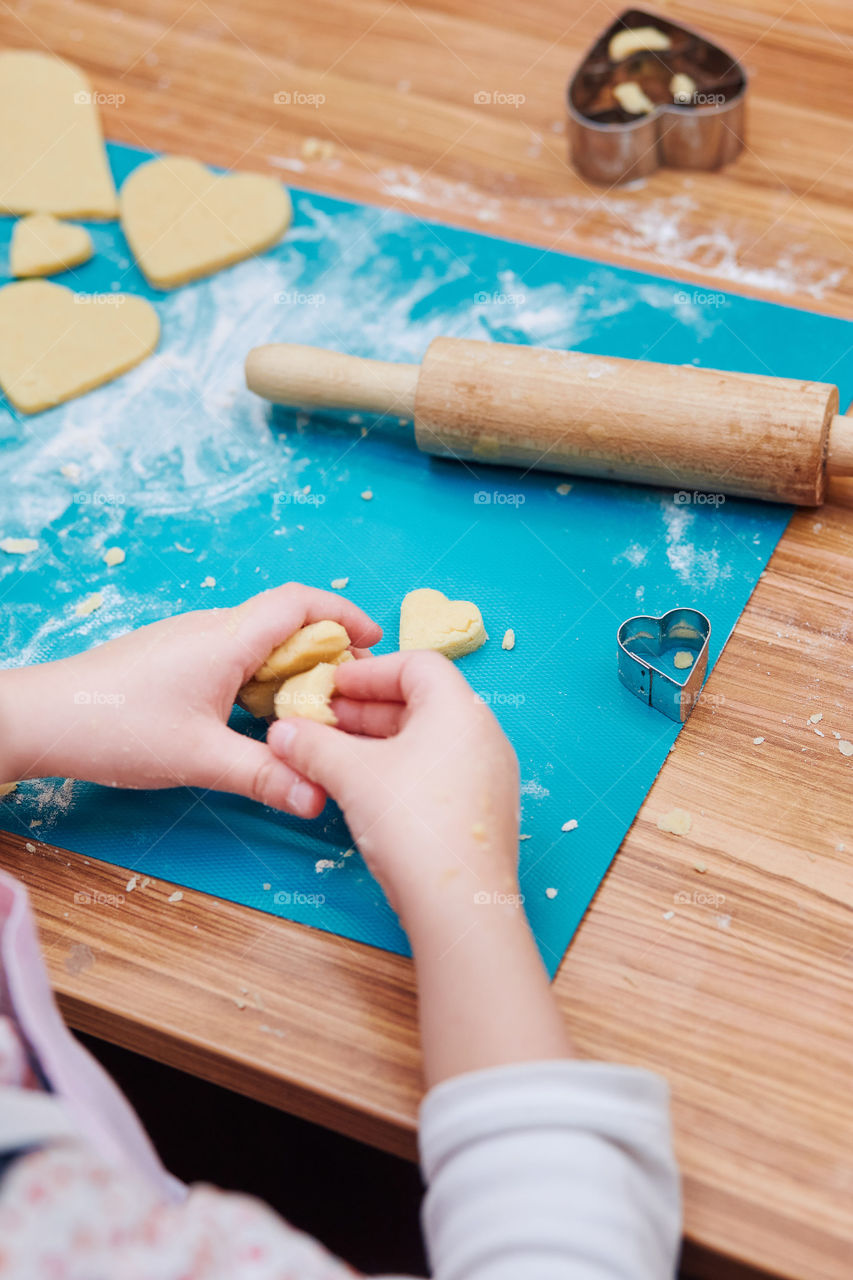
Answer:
(418, 1060, 681, 1280)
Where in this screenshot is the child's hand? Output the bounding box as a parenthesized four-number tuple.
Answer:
(5, 585, 381, 818)
(267, 650, 521, 924)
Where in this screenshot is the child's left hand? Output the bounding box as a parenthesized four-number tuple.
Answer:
(3, 584, 381, 817)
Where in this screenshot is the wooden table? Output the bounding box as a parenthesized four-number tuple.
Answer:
(1, 3, 852, 1276)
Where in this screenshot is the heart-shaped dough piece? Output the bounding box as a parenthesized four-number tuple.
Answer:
(11, 214, 93, 277)
(120, 156, 292, 289)
(399, 588, 488, 660)
(0, 52, 118, 218)
(0, 280, 159, 414)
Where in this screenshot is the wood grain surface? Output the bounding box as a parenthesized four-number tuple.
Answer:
(0, 3, 852, 1278)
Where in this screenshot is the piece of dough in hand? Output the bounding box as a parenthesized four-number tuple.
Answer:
(256, 619, 349, 682)
(274, 657, 352, 725)
(237, 622, 352, 718)
(119, 155, 292, 289)
(0, 279, 159, 413)
(11, 214, 94, 277)
(399, 588, 487, 659)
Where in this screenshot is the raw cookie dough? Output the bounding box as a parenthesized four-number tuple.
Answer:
(657, 808, 692, 835)
(399, 588, 487, 660)
(0, 280, 159, 414)
(609, 26, 671, 62)
(613, 81, 656, 115)
(256, 620, 349, 682)
(0, 52, 118, 217)
(670, 72, 697, 104)
(10, 214, 93, 277)
(238, 621, 351, 718)
(119, 156, 292, 289)
(274, 661, 341, 726)
(673, 650, 694, 669)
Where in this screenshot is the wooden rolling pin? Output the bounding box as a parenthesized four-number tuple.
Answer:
(245, 338, 853, 505)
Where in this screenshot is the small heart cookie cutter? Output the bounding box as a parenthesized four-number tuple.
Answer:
(617, 607, 711, 723)
(568, 7, 747, 185)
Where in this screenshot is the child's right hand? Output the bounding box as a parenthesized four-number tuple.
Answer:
(267, 650, 521, 927)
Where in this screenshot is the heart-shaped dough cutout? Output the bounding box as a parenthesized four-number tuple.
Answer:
(399, 588, 488, 660)
(0, 280, 159, 414)
(0, 52, 118, 218)
(11, 214, 93, 277)
(120, 156, 292, 289)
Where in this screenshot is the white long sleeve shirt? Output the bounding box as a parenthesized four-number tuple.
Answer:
(0, 871, 681, 1278)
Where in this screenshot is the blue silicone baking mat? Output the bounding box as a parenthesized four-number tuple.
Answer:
(1, 142, 850, 975)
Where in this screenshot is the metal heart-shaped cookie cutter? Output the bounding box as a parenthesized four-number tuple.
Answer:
(568, 7, 747, 185)
(617, 607, 711, 723)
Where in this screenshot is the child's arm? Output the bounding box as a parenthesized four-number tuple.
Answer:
(0, 583, 381, 818)
(270, 649, 571, 1082)
(268, 651, 682, 1278)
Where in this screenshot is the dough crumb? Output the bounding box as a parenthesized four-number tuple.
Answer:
(315, 858, 337, 872)
(694, 862, 707, 874)
(126, 875, 138, 892)
(25, 841, 36, 852)
(561, 819, 578, 832)
(167, 890, 184, 903)
(360, 489, 373, 501)
(262, 882, 271, 890)
(670, 72, 696, 103)
(753, 736, 765, 745)
(657, 808, 691, 836)
(200, 576, 216, 588)
(609, 25, 671, 61)
(502, 628, 516, 650)
(301, 136, 335, 161)
(103, 546, 125, 567)
(1, 537, 38, 554)
(545, 887, 558, 899)
(613, 81, 656, 115)
(519, 833, 531, 841)
(330, 577, 349, 589)
(814, 727, 824, 737)
(808, 712, 823, 723)
(673, 650, 694, 670)
(662, 909, 675, 920)
(839, 740, 853, 757)
(556, 482, 572, 495)
(75, 591, 103, 617)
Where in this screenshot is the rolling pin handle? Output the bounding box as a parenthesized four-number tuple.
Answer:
(826, 413, 853, 477)
(245, 344, 419, 419)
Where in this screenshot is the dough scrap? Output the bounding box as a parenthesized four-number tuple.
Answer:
(103, 546, 125, 567)
(75, 591, 103, 618)
(0, 782, 17, 796)
(1, 537, 38, 553)
(399, 588, 487, 660)
(613, 81, 656, 115)
(657, 808, 692, 835)
(0, 51, 118, 217)
(673, 650, 694, 670)
(119, 155, 292, 289)
(274, 661, 340, 725)
(0, 280, 159, 414)
(11, 214, 94, 277)
(502, 628, 515, 651)
(609, 26, 671, 62)
(670, 72, 697, 104)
